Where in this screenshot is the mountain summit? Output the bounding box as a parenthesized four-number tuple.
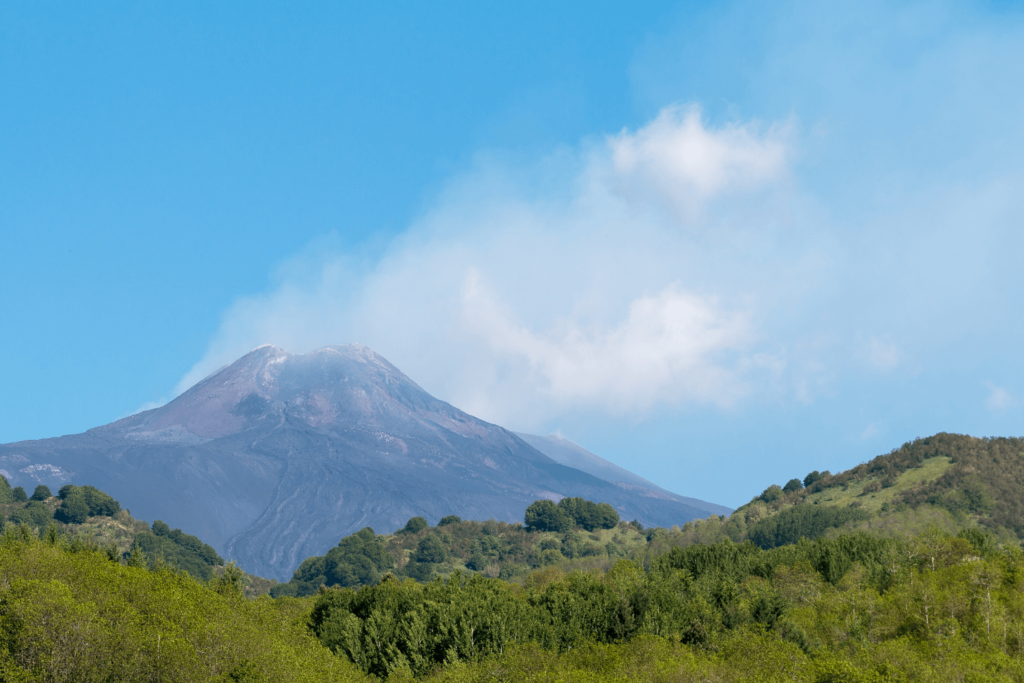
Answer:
(0, 345, 726, 579)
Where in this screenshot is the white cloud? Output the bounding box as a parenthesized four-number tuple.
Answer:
(462, 272, 752, 412)
(176, 106, 802, 428)
(985, 382, 1014, 412)
(608, 105, 790, 221)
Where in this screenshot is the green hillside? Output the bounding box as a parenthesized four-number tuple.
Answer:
(6, 432, 1024, 681)
(0, 529, 362, 681)
(271, 497, 649, 597)
(272, 434, 1024, 599)
(0, 477, 274, 596)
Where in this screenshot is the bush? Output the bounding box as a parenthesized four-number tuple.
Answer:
(438, 515, 461, 526)
(12, 486, 27, 503)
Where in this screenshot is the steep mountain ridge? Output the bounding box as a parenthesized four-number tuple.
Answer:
(0, 345, 722, 579)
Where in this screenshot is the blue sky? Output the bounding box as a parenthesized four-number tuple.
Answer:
(3, 1, 1023, 509)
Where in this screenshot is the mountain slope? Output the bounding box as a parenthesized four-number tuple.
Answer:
(515, 432, 732, 517)
(0, 344, 723, 579)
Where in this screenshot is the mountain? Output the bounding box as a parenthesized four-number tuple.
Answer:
(515, 432, 732, 518)
(0, 344, 723, 579)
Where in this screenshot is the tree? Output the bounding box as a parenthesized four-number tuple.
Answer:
(12, 486, 27, 502)
(30, 484, 52, 501)
(525, 500, 571, 532)
(758, 485, 784, 504)
(9, 501, 53, 528)
(438, 515, 462, 526)
(400, 516, 428, 535)
(55, 492, 90, 524)
(783, 478, 804, 494)
(803, 471, 830, 488)
(555, 498, 619, 531)
(213, 561, 246, 598)
(127, 542, 148, 568)
(0, 475, 14, 503)
(324, 527, 394, 588)
(54, 485, 121, 517)
(413, 534, 446, 564)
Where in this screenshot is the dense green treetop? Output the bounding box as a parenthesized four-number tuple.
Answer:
(524, 499, 570, 532)
(29, 484, 51, 501)
(399, 516, 429, 535)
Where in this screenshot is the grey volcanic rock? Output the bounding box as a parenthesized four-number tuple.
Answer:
(0, 345, 726, 579)
(515, 432, 732, 517)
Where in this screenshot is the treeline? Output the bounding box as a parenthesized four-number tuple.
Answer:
(272, 497, 633, 597)
(3, 521, 1019, 681)
(0, 479, 121, 533)
(132, 519, 225, 581)
(0, 477, 228, 583)
(310, 527, 1024, 680)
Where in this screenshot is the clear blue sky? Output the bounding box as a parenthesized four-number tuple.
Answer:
(3, 1, 1023, 509)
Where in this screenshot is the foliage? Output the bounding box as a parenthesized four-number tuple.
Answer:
(29, 485, 51, 501)
(556, 497, 620, 531)
(524, 500, 570, 532)
(783, 478, 804, 493)
(803, 470, 828, 488)
(758, 485, 784, 504)
(0, 475, 13, 504)
(399, 517, 429, 535)
(309, 527, 1024, 681)
(7, 501, 53, 530)
(0, 529, 365, 682)
(272, 528, 394, 598)
(11, 486, 27, 503)
(55, 485, 121, 523)
(748, 503, 870, 549)
(131, 519, 224, 580)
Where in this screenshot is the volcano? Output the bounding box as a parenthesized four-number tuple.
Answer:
(0, 345, 727, 579)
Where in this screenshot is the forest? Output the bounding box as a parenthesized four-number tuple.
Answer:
(3, 432, 1024, 681)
